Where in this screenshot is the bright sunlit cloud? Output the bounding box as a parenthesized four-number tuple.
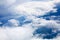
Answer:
(0, 0, 60, 40)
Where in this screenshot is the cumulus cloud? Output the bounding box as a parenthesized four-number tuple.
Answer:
(0, 26, 34, 40)
(3, 19, 19, 27)
(10, 1, 57, 16)
(0, 0, 60, 40)
(0, 17, 59, 40)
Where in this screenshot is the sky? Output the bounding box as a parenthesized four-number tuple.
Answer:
(0, 0, 60, 40)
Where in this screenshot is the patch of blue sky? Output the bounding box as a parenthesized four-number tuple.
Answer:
(37, 3, 60, 21)
(33, 27, 59, 39)
(17, 16, 26, 26)
(0, 0, 60, 40)
(23, 20, 32, 24)
(17, 16, 32, 26)
(0, 14, 16, 26)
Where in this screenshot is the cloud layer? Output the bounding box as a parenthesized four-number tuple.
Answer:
(0, 0, 60, 40)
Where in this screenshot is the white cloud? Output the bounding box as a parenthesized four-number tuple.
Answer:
(32, 0, 60, 3)
(53, 0, 60, 3)
(16, 0, 32, 4)
(31, 18, 59, 28)
(0, 13, 59, 40)
(0, 0, 60, 40)
(0, 18, 60, 40)
(0, 26, 34, 40)
(31, 37, 43, 40)
(30, 36, 60, 40)
(3, 19, 19, 27)
(10, 1, 57, 16)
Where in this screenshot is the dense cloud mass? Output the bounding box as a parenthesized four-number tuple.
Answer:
(0, 0, 60, 40)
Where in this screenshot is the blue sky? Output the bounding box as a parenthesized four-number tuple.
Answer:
(0, 0, 60, 40)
